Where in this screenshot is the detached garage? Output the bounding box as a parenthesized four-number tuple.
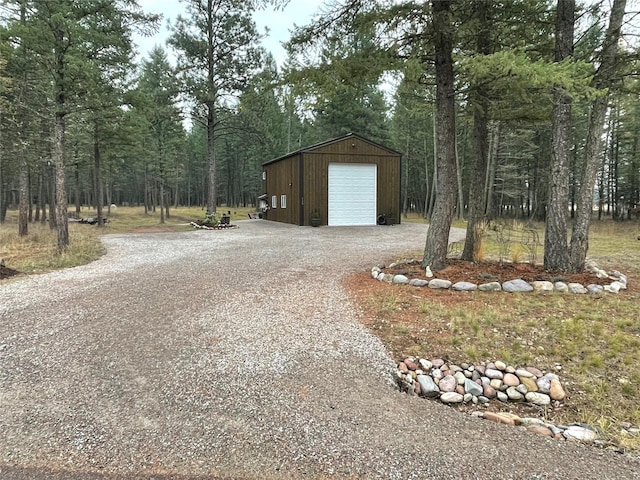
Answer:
(262, 133, 401, 226)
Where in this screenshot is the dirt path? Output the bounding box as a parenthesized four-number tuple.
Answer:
(0, 221, 638, 479)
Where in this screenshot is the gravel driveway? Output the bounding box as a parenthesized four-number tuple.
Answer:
(1, 220, 638, 480)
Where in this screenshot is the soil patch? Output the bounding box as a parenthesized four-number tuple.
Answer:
(0, 264, 20, 280)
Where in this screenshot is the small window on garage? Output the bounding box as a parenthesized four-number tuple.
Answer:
(272, 195, 277, 208)
(281, 195, 287, 209)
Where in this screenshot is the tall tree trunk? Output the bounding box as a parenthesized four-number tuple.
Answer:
(629, 136, 639, 210)
(48, 163, 56, 228)
(18, 160, 29, 236)
(144, 166, 149, 214)
(52, 23, 69, 250)
(74, 162, 81, 218)
(423, 137, 430, 218)
(403, 138, 409, 216)
(206, 102, 217, 215)
(532, 128, 550, 221)
(461, 98, 489, 260)
(569, 0, 626, 271)
(204, 0, 218, 216)
(152, 178, 157, 212)
(39, 166, 46, 223)
(106, 171, 112, 215)
(462, 1, 491, 261)
(94, 120, 104, 227)
(612, 113, 620, 219)
(174, 166, 179, 209)
(544, 0, 574, 272)
(484, 121, 500, 218)
(455, 135, 464, 220)
(427, 112, 438, 218)
(597, 159, 605, 220)
(422, 0, 457, 271)
(34, 166, 41, 222)
(159, 181, 165, 224)
(17, 0, 29, 236)
(53, 112, 68, 250)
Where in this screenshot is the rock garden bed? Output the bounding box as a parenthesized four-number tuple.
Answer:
(343, 257, 638, 452)
(373, 258, 628, 294)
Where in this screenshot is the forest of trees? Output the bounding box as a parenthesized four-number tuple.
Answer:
(0, 0, 638, 271)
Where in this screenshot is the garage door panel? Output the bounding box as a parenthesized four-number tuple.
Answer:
(328, 163, 377, 226)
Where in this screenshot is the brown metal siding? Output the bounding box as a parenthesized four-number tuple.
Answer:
(263, 154, 300, 225)
(302, 150, 400, 226)
(310, 136, 391, 156)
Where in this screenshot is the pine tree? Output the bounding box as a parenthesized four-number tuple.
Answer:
(544, 0, 575, 272)
(420, 0, 457, 270)
(135, 46, 185, 222)
(168, 0, 265, 216)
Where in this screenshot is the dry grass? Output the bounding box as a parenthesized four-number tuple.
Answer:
(0, 222, 104, 274)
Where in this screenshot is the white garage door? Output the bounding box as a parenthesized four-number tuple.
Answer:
(328, 163, 377, 226)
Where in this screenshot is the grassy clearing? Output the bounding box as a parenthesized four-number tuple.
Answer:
(404, 212, 640, 273)
(364, 290, 640, 449)
(0, 206, 255, 274)
(102, 205, 254, 233)
(0, 222, 104, 274)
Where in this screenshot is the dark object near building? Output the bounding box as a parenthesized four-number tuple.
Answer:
(310, 210, 321, 227)
(79, 217, 108, 225)
(262, 133, 401, 226)
(377, 214, 395, 226)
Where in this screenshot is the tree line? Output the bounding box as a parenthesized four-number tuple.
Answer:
(1, 0, 639, 273)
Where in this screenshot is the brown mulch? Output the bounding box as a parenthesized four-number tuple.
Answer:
(383, 258, 612, 286)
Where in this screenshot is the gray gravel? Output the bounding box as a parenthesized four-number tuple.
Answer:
(1, 220, 639, 479)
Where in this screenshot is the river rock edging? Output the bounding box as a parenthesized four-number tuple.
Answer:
(397, 356, 639, 450)
(371, 259, 628, 294)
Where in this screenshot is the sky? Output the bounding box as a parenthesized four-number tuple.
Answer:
(134, 0, 325, 68)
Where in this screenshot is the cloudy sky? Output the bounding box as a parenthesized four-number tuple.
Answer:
(135, 0, 325, 67)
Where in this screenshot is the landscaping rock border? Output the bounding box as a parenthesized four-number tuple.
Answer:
(397, 357, 567, 408)
(397, 356, 639, 450)
(371, 259, 628, 294)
